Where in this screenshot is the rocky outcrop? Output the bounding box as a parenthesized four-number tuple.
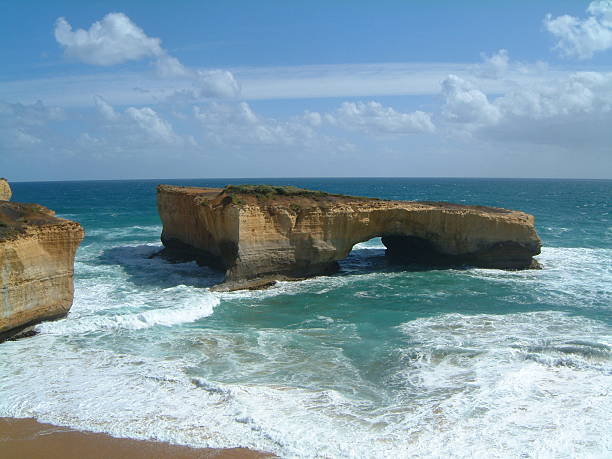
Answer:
(0, 201, 84, 341)
(0, 178, 11, 201)
(157, 185, 542, 291)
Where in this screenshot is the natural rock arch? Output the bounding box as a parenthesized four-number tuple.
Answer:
(157, 185, 541, 291)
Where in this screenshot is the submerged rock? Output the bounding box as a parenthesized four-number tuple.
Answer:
(0, 200, 84, 341)
(157, 184, 542, 291)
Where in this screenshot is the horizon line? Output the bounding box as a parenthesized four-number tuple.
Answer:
(7, 176, 612, 184)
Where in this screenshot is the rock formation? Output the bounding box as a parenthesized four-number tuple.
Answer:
(0, 200, 84, 341)
(0, 178, 11, 201)
(157, 185, 542, 291)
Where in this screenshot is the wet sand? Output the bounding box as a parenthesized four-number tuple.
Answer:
(0, 417, 273, 459)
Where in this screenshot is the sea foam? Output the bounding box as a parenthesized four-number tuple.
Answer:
(2, 183, 611, 458)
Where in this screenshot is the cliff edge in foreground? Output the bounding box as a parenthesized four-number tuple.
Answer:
(0, 199, 84, 341)
(157, 185, 541, 291)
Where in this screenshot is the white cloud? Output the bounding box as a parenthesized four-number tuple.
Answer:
(302, 110, 322, 127)
(441, 76, 501, 125)
(195, 70, 241, 98)
(327, 101, 435, 135)
(544, 1, 612, 59)
(193, 100, 432, 152)
(472, 50, 550, 81)
(2, 61, 575, 108)
(94, 95, 184, 144)
(54, 12, 239, 100)
(124, 107, 183, 144)
(236, 62, 476, 100)
(0, 97, 195, 158)
(496, 72, 612, 118)
(94, 95, 118, 120)
(54, 13, 164, 66)
(475, 49, 510, 79)
(80, 103, 198, 158)
(172, 70, 242, 101)
(155, 55, 189, 77)
(194, 101, 311, 146)
(440, 72, 612, 149)
(192, 101, 350, 152)
(90, 98, 193, 146)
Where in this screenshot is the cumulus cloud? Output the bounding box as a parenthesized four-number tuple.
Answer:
(155, 55, 189, 78)
(545, 1, 612, 59)
(191, 100, 433, 153)
(0, 100, 199, 177)
(475, 49, 510, 79)
(167, 70, 242, 101)
(441, 75, 501, 125)
(471, 49, 549, 82)
(440, 72, 612, 148)
(195, 70, 241, 98)
(90, 97, 192, 146)
(302, 110, 323, 127)
(192, 101, 352, 153)
(327, 101, 435, 135)
(124, 107, 183, 144)
(78, 102, 198, 158)
(55, 12, 239, 99)
(54, 13, 164, 66)
(194, 101, 315, 146)
(496, 72, 612, 118)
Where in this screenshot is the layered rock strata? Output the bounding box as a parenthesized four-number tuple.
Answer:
(0, 200, 84, 341)
(0, 178, 11, 201)
(157, 185, 542, 291)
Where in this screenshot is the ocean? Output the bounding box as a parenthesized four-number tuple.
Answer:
(1, 178, 610, 458)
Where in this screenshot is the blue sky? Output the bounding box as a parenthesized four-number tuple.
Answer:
(1, 0, 611, 180)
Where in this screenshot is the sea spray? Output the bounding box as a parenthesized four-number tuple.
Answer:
(1, 178, 610, 458)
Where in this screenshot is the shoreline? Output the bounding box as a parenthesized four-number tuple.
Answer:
(0, 417, 273, 459)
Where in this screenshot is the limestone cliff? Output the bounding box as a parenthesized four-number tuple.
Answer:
(0, 201, 84, 341)
(157, 185, 542, 291)
(0, 178, 11, 201)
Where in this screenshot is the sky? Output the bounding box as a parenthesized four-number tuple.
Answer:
(1, 0, 612, 181)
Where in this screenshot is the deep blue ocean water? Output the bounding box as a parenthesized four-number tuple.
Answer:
(1, 178, 610, 458)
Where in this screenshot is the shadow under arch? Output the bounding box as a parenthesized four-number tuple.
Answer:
(99, 244, 224, 289)
(335, 234, 481, 279)
(100, 238, 468, 293)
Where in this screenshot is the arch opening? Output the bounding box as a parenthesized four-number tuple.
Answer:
(339, 237, 388, 274)
(381, 234, 447, 264)
(340, 233, 457, 276)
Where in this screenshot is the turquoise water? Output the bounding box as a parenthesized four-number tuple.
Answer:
(1, 178, 610, 458)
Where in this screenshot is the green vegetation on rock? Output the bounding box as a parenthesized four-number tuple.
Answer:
(0, 202, 55, 240)
(223, 184, 332, 198)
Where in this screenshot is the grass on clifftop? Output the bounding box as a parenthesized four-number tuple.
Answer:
(219, 185, 381, 208)
(223, 185, 332, 198)
(0, 202, 55, 240)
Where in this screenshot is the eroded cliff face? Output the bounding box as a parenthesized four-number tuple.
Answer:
(0, 201, 84, 341)
(157, 185, 542, 291)
(157, 186, 240, 269)
(0, 178, 11, 201)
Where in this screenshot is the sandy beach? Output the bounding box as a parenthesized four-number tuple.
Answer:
(0, 418, 272, 459)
